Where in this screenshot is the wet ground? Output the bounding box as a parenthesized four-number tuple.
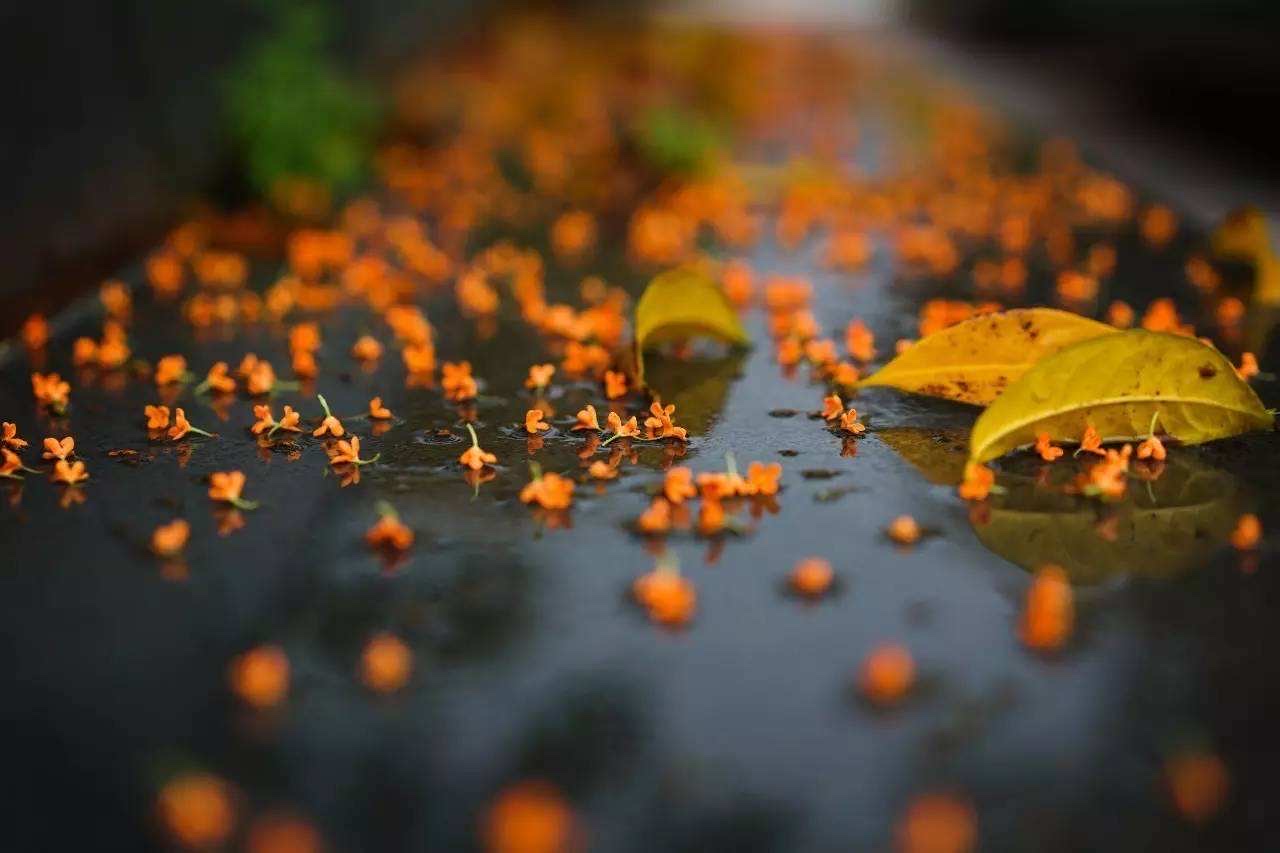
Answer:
(3, 22, 1280, 853)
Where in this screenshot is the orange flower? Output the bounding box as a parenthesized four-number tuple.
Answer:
(743, 461, 782, 496)
(289, 322, 321, 354)
(361, 632, 412, 693)
(790, 557, 833, 597)
(31, 372, 70, 412)
(957, 462, 994, 501)
(525, 363, 556, 392)
(351, 335, 383, 361)
(1136, 433, 1166, 461)
(776, 337, 803, 366)
(368, 396, 393, 420)
(859, 643, 915, 706)
(154, 354, 188, 386)
(524, 409, 550, 434)
(887, 515, 921, 545)
(2, 422, 28, 451)
(53, 459, 89, 485)
(0, 448, 24, 479)
(21, 314, 48, 350)
(447, 374, 478, 402)
(276, 405, 301, 433)
(896, 793, 977, 853)
(604, 370, 628, 400)
(168, 408, 215, 441)
(246, 360, 278, 395)
(1035, 432, 1063, 462)
(1230, 513, 1261, 550)
(1076, 424, 1105, 456)
(403, 343, 437, 375)
(520, 467, 575, 510)
(831, 362, 860, 387)
(663, 467, 697, 504)
(845, 318, 876, 362)
(643, 400, 687, 441)
(697, 497, 726, 536)
(633, 560, 696, 626)
(1166, 751, 1230, 823)
(328, 435, 378, 467)
(229, 645, 290, 710)
(156, 773, 235, 848)
(603, 411, 639, 445)
(195, 361, 236, 394)
(805, 338, 838, 367)
(570, 404, 600, 431)
(838, 408, 866, 435)
(1020, 564, 1074, 652)
(291, 349, 318, 380)
(41, 436, 74, 461)
(145, 405, 171, 430)
(459, 423, 498, 470)
(208, 471, 257, 509)
(442, 361, 474, 396)
(71, 336, 98, 366)
(636, 497, 672, 534)
(250, 405, 276, 435)
(312, 395, 344, 437)
(482, 780, 578, 853)
(821, 393, 843, 421)
(1084, 444, 1132, 500)
(366, 503, 414, 551)
(151, 519, 190, 557)
(1236, 351, 1259, 379)
(587, 460, 618, 480)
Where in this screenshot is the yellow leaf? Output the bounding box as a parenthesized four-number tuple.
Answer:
(968, 330, 1273, 462)
(973, 456, 1244, 584)
(634, 265, 749, 383)
(859, 308, 1116, 406)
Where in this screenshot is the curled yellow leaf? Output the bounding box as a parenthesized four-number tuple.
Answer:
(634, 265, 749, 383)
(969, 330, 1273, 462)
(859, 308, 1116, 406)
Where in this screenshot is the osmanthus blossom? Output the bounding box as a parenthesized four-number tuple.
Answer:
(662, 467, 697, 504)
(1136, 412, 1166, 462)
(145, 405, 171, 430)
(602, 411, 639, 445)
(957, 462, 995, 501)
(789, 557, 834, 598)
(519, 463, 575, 511)
(524, 409, 550, 435)
(1230, 513, 1261, 551)
(837, 408, 866, 436)
(1020, 564, 1074, 652)
(604, 370, 628, 400)
(327, 435, 379, 468)
(820, 393, 844, 421)
(360, 632, 412, 694)
(459, 424, 498, 471)
(524, 363, 555, 393)
(41, 436, 74, 461)
(1075, 424, 1106, 457)
(31, 372, 70, 413)
(208, 471, 258, 510)
(1, 422, 28, 451)
(167, 408, 216, 441)
(859, 643, 915, 707)
(587, 460, 618, 480)
(228, 645, 290, 710)
(571, 404, 600, 432)
(366, 502, 414, 552)
(643, 401, 687, 441)
(193, 362, 236, 395)
(1035, 432, 1063, 462)
(636, 497, 672, 534)
(632, 553, 696, 627)
(52, 460, 89, 486)
(1081, 444, 1132, 500)
(312, 395, 344, 437)
(368, 397, 393, 420)
(150, 519, 190, 558)
(887, 515, 921, 545)
(154, 355, 189, 386)
(251, 404, 302, 437)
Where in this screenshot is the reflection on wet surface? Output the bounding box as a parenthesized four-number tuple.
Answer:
(2, 18, 1280, 853)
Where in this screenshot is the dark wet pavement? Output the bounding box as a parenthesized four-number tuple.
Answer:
(4, 27, 1280, 853)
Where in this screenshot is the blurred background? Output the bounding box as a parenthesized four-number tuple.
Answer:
(3, 0, 1279, 324)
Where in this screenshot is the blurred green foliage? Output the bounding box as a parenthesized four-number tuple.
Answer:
(632, 105, 724, 177)
(223, 0, 381, 200)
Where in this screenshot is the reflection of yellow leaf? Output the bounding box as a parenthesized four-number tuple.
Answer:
(634, 266, 749, 382)
(969, 331, 1273, 462)
(877, 427, 969, 485)
(860, 308, 1115, 406)
(1212, 206, 1280, 304)
(642, 351, 744, 436)
(973, 457, 1243, 584)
